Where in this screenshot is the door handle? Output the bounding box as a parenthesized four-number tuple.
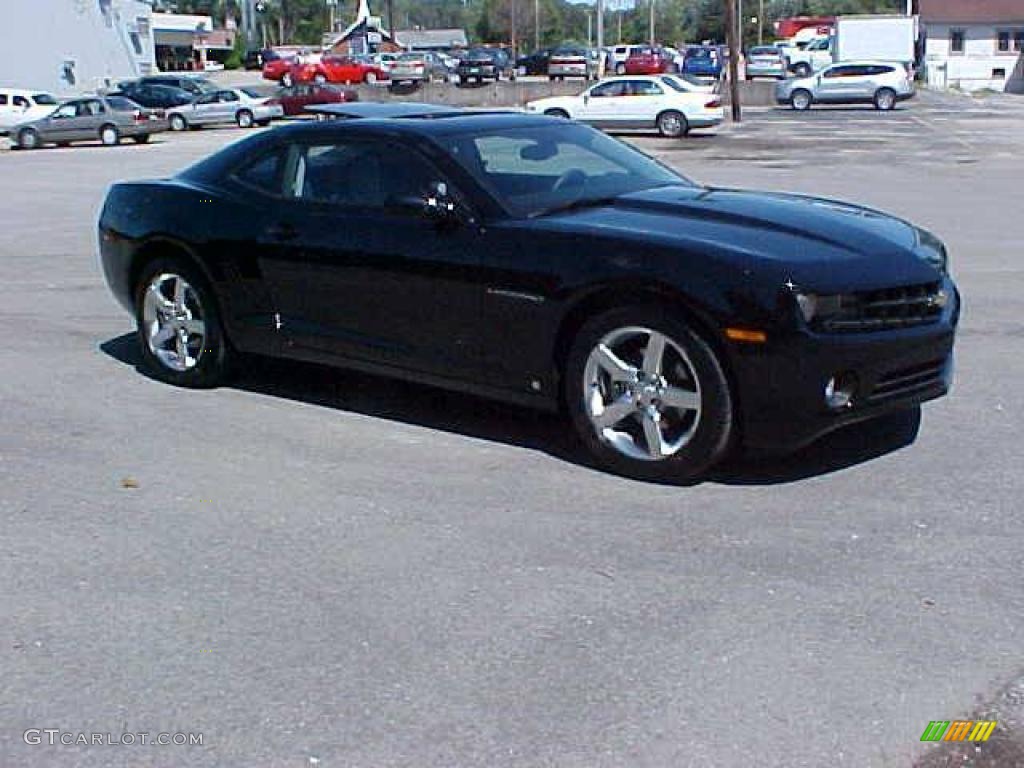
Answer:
(265, 222, 298, 241)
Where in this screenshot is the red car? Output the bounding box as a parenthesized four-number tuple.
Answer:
(623, 47, 675, 75)
(289, 55, 388, 85)
(274, 84, 358, 116)
(261, 56, 296, 83)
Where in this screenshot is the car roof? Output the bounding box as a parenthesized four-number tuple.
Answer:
(275, 105, 560, 135)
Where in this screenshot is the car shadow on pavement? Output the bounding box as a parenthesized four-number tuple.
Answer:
(100, 332, 921, 486)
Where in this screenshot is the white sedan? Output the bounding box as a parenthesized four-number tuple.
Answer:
(167, 88, 284, 131)
(525, 75, 723, 138)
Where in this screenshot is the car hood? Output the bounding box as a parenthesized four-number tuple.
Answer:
(544, 185, 944, 291)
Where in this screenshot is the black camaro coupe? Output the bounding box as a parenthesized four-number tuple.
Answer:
(99, 105, 958, 481)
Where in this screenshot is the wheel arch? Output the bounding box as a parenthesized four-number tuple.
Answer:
(128, 237, 223, 311)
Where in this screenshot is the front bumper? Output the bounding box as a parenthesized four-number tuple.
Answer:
(731, 277, 960, 455)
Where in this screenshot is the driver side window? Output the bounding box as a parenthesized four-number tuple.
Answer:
(285, 139, 446, 213)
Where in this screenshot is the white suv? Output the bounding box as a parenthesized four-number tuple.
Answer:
(0, 88, 59, 133)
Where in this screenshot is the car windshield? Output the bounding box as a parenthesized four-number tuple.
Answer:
(33, 93, 57, 105)
(435, 123, 692, 218)
(750, 47, 778, 56)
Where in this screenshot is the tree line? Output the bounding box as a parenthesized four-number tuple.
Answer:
(160, 0, 908, 49)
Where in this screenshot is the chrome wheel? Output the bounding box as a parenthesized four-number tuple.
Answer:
(582, 326, 702, 461)
(100, 125, 119, 146)
(791, 90, 812, 110)
(142, 273, 206, 372)
(657, 111, 687, 138)
(875, 88, 895, 111)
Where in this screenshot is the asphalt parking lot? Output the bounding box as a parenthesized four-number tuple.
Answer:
(2, 91, 1023, 767)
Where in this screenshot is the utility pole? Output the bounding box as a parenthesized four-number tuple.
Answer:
(649, 0, 655, 46)
(596, 0, 605, 76)
(587, 11, 592, 48)
(510, 0, 517, 58)
(535, 0, 540, 51)
(724, 0, 741, 121)
(385, 0, 394, 41)
(758, 0, 763, 45)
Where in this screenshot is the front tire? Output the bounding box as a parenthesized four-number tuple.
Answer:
(18, 128, 41, 149)
(281, 73, 294, 87)
(544, 108, 570, 119)
(236, 109, 254, 128)
(364, 72, 378, 84)
(565, 305, 734, 482)
(656, 110, 689, 138)
(132, 133, 151, 144)
(134, 256, 233, 388)
(169, 113, 187, 131)
(313, 73, 327, 85)
(615, 63, 626, 75)
(874, 87, 896, 111)
(790, 89, 812, 111)
(100, 124, 120, 146)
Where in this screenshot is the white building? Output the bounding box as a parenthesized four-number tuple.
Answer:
(0, 0, 156, 96)
(920, 0, 1024, 92)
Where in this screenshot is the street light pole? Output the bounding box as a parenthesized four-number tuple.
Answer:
(649, 0, 655, 46)
(596, 0, 605, 77)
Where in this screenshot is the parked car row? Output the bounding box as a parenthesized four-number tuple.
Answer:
(5, 76, 361, 149)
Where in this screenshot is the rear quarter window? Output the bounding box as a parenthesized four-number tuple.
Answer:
(233, 149, 285, 196)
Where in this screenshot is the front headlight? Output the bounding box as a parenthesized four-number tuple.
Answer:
(795, 292, 844, 324)
(917, 228, 949, 274)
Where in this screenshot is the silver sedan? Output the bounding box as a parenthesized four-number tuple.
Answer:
(166, 88, 284, 131)
(776, 61, 915, 111)
(11, 95, 166, 149)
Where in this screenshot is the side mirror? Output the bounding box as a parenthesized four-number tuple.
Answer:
(423, 181, 460, 224)
(583, 93, 590, 104)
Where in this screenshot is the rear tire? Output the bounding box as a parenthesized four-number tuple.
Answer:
(313, 73, 327, 85)
(565, 305, 734, 483)
(169, 113, 187, 131)
(364, 72, 378, 84)
(281, 73, 294, 87)
(874, 87, 896, 111)
(615, 63, 626, 75)
(790, 89, 812, 111)
(100, 124, 120, 146)
(656, 110, 689, 138)
(134, 256, 234, 389)
(544, 108, 570, 119)
(132, 133, 151, 144)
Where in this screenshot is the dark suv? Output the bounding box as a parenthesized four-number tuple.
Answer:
(133, 76, 217, 96)
(456, 48, 514, 84)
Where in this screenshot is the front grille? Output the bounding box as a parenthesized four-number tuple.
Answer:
(868, 358, 947, 403)
(816, 282, 945, 333)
